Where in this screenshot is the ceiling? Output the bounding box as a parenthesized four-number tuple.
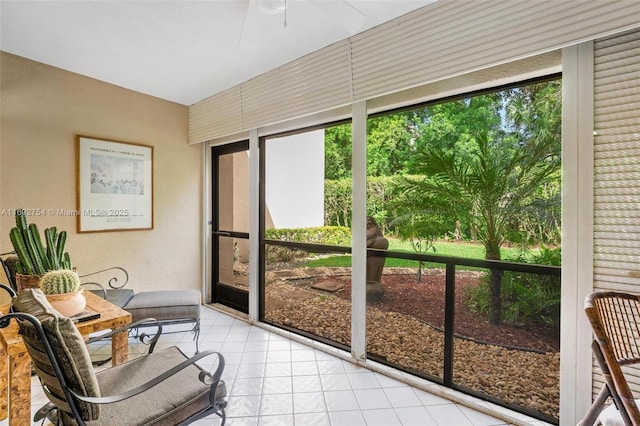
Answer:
(0, 0, 434, 106)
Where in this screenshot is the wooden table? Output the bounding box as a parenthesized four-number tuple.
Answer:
(77, 291, 133, 365)
(0, 291, 132, 425)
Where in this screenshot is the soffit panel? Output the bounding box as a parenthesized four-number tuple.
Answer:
(189, 86, 242, 144)
(350, 0, 640, 101)
(240, 40, 352, 130)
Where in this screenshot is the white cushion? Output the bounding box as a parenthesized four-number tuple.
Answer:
(599, 400, 640, 426)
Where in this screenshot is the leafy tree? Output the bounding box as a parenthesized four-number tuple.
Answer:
(324, 124, 352, 180)
(388, 186, 454, 281)
(324, 176, 396, 231)
(324, 112, 418, 181)
(502, 81, 562, 245)
(504, 81, 561, 145)
(366, 114, 416, 177)
(410, 94, 503, 154)
(324, 178, 352, 227)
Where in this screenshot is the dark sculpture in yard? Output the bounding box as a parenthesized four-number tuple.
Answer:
(366, 216, 388, 302)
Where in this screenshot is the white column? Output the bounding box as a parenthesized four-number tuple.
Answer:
(202, 142, 212, 303)
(560, 41, 594, 426)
(249, 129, 260, 322)
(351, 100, 367, 360)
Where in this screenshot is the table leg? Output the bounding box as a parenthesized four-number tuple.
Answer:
(8, 351, 31, 426)
(0, 345, 7, 420)
(112, 329, 128, 366)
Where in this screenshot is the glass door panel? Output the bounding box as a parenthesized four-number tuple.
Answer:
(212, 141, 249, 313)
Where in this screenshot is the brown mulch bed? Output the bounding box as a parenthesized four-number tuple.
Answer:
(335, 269, 560, 353)
(262, 266, 560, 421)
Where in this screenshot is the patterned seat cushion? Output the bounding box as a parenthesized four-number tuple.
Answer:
(13, 289, 101, 420)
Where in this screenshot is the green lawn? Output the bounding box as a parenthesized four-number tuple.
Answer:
(304, 239, 536, 268)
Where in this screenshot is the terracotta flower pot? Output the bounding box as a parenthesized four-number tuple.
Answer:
(46, 290, 86, 317)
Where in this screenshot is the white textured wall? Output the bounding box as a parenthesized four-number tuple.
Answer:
(0, 52, 201, 293)
(265, 130, 325, 229)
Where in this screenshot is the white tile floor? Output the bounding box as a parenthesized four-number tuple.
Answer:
(13, 305, 552, 426)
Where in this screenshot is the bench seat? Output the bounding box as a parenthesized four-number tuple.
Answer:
(88, 288, 135, 309)
(125, 290, 201, 352)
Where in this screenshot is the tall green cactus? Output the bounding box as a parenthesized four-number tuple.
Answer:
(39, 269, 81, 294)
(9, 227, 35, 274)
(9, 209, 73, 275)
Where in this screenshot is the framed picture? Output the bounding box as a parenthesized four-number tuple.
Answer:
(77, 135, 153, 233)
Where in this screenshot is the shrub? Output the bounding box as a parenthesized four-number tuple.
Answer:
(466, 245, 561, 330)
(265, 226, 351, 263)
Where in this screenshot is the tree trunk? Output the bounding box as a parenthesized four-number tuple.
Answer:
(486, 242, 503, 325)
(488, 268, 503, 325)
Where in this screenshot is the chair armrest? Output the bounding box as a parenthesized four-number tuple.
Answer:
(79, 266, 129, 290)
(71, 350, 226, 405)
(86, 318, 163, 353)
(80, 282, 107, 298)
(0, 283, 16, 316)
(0, 253, 18, 292)
(0, 283, 16, 299)
(80, 267, 134, 308)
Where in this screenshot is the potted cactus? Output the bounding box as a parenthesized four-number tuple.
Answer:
(9, 209, 73, 292)
(39, 269, 86, 316)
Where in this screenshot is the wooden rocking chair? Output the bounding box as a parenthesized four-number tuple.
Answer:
(580, 291, 640, 426)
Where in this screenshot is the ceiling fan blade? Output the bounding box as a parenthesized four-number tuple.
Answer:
(308, 0, 365, 34)
(255, 0, 287, 15)
(238, 0, 287, 49)
(238, 0, 365, 50)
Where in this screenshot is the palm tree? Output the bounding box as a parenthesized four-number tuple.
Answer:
(398, 127, 560, 324)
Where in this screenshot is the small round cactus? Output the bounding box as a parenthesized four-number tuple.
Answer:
(39, 269, 81, 294)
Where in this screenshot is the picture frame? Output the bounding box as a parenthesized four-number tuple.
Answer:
(76, 135, 153, 233)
